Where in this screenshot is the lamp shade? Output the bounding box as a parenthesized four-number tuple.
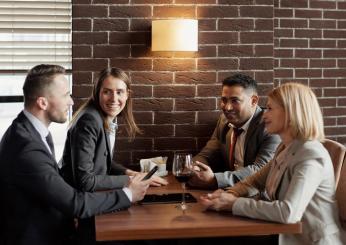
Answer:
(152, 19, 198, 51)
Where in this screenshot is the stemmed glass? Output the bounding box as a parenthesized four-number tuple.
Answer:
(172, 153, 193, 213)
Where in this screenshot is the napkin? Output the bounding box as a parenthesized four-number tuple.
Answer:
(140, 156, 168, 176)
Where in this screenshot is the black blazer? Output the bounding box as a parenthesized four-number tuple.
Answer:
(0, 112, 131, 245)
(60, 104, 129, 192)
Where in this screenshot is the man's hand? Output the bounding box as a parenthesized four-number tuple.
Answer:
(199, 189, 237, 212)
(127, 173, 150, 203)
(188, 161, 217, 189)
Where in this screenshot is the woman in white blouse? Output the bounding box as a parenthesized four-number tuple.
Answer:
(200, 82, 346, 245)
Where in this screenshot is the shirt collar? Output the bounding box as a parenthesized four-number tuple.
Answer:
(228, 112, 254, 133)
(108, 117, 118, 135)
(23, 109, 50, 138)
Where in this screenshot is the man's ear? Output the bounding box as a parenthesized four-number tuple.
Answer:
(251, 94, 259, 106)
(36, 96, 48, 110)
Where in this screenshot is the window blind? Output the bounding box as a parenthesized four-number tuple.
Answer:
(0, 0, 71, 70)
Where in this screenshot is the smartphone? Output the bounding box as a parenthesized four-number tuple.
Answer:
(141, 166, 158, 181)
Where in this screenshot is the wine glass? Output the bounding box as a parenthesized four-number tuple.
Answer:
(172, 153, 193, 213)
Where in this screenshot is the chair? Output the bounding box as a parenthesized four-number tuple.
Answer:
(322, 139, 346, 229)
(322, 139, 346, 187)
(336, 156, 346, 229)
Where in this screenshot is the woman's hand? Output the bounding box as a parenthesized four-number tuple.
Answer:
(200, 189, 238, 212)
(149, 175, 168, 186)
(126, 169, 168, 186)
(125, 169, 138, 176)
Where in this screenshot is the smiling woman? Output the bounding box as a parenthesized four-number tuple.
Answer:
(99, 76, 129, 123)
(60, 67, 141, 193)
(59, 67, 167, 244)
(59, 67, 140, 244)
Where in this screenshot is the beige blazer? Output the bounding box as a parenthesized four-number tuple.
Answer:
(230, 140, 346, 245)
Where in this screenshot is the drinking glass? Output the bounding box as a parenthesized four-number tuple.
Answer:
(172, 153, 193, 213)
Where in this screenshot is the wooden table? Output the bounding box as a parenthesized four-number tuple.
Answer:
(95, 175, 302, 241)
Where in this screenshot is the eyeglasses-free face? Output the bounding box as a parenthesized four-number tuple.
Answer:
(99, 76, 128, 122)
(220, 85, 258, 128)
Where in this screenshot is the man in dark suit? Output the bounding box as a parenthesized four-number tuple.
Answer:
(189, 74, 280, 189)
(0, 64, 150, 245)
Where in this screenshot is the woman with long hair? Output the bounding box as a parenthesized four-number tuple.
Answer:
(61, 67, 166, 192)
(60, 67, 167, 244)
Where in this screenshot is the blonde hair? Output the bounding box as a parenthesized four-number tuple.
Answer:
(268, 82, 325, 141)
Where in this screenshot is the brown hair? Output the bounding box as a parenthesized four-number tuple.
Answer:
(72, 67, 141, 139)
(23, 64, 65, 107)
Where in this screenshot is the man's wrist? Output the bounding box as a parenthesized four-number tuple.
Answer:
(122, 187, 132, 202)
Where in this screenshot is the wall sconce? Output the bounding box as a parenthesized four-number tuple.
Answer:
(152, 19, 198, 52)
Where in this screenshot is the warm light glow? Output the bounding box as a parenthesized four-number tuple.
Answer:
(152, 19, 198, 52)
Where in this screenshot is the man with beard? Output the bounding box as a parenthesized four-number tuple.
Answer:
(189, 73, 280, 189)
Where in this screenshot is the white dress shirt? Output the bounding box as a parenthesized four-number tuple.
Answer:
(108, 118, 132, 202)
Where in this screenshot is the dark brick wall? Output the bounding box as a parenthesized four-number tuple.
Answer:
(274, 0, 346, 144)
(72, 0, 345, 167)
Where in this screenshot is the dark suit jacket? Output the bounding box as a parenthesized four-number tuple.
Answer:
(61, 104, 129, 192)
(0, 111, 131, 245)
(194, 106, 281, 188)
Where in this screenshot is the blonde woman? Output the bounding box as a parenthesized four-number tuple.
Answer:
(200, 83, 345, 245)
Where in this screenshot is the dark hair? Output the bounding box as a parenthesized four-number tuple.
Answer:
(72, 67, 141, 139)
(23, 64, 66, 107)
(222, 73, 258, 94)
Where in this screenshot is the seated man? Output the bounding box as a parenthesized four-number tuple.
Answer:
(190, 73, 280, 189)
(0, 64, 150, 245)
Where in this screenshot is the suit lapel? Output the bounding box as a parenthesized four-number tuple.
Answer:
(226, 128, 233, 166)
(266, 143, 286, 199)
(19, 112, 59, 170)
(219, 116, 233, 167)
(90, 106, 112, 171)
(243, 106, 262, 158)
(104, 128, 112, 170)
(272, 140, 302, 198)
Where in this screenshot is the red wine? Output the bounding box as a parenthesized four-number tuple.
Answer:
(175, 174, 192, 183)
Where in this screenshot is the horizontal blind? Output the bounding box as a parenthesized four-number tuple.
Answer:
(0, 0, 71, 70)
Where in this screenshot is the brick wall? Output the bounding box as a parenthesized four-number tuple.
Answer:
(72, 0, 345, 168)
(274, 0, 346, 145)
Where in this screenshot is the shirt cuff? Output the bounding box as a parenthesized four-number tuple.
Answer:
(122, 187, 132, 202)
(214, 172, 232, 188)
